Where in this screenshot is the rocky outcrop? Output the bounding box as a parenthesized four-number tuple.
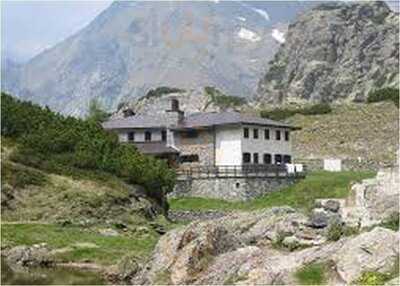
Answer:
(257, 1, 399, 105)
(4, 244, 53, 270)
(314, 166, 399, 228)
(131, 206, 399, 285)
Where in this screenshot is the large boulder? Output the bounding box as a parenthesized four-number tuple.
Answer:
(5, 244, 53, 270)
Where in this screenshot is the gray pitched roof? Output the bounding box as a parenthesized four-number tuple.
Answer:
(102, 114, 167, 129)
(103, 111, 297, 130)
(178, 111, 296, 129)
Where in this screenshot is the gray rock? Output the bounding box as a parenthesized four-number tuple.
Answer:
(257, 1, 399, 104)
(308, 209, 329, 228)
(323, 200, 341, 213)
(5, 244, 53, 269)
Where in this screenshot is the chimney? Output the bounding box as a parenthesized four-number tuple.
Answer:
(122, 108, 135, 118)
(166, 98, 184, 125)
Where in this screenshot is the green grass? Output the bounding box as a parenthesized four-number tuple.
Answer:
(295, 263, 327, 285)
(355, 257, 399, 285)
(170, 171, 375, 212)
(1, 223, 159, 266)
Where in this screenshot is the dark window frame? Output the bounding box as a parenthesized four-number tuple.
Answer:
(274, 154, 282, 165)
(263, 153, 272, 164)
(145, 131, 152, 142)
(276, 130, 281, 141)
(264, 129, 270, 140)
(127, 131, 135, 142)
(285, 131, 290, 141)
(253, 153, 259, 164)
(180, 154, 199, 163)
(253, 128, 259, 139)
(283, 155, 292, 164)
(243, 128, 249, 139)
(161, 130, 167, 142)
(242, 152, 251, 164)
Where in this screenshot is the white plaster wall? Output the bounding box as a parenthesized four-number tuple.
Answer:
(117, 129, 163, 142)
(215, 126, 242, 166)
(241, 125, 292, 164)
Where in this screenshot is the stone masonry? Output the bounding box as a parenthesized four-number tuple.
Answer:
(171, 176, 299, 201)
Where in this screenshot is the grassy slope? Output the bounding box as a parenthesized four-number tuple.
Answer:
(170, 171, 375, 212)
(1, 224, 158, 266)
(289, 102, 399, 165)
(1, 138, 181, 266)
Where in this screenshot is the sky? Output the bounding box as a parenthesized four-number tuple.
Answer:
(1, 0, 399, 63)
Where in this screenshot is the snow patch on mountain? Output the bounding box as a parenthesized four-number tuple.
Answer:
(252, 8, 270, 21)
(237, 28, 261, 42)
(237, 16, 246, 22)
(272, 28, 285, 43)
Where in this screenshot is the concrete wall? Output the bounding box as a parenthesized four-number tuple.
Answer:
(241, 125, 292, 164)
(117, 129, 163, 142)
(171, 177, 298, 201)
(215, 126, 242, 165)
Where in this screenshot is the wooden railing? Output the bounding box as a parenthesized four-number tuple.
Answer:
(176, 164, 306, 179)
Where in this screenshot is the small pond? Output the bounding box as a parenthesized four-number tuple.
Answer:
(1, 257, 106, 285)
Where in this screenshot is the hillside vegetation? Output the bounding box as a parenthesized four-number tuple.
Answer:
(288, 102, 399, 167)
(1, 93, 176, 207)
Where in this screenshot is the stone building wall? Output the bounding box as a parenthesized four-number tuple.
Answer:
(174, 129, 215, 166)
(171, 176, 299, 201)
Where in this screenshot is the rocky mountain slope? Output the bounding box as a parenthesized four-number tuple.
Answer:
(257, 1, 399, 105)
(289, 101, 399, 169)
(1, 1, 314, 117)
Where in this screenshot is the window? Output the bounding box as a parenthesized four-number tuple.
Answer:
(182, 130, 198, 138)
(276, 130, 281, 141)
(264, 129, 270, 140)
(242, 153, 251, 164)
(253, 129, 259, 139)
(285, 131, 290, 141)
(243, 128, 249, 138)
(253, 153, 259, 164)
(180, 154, 199, 163)
(283, 155, 292, 164)
(145, 131, 152, 142)
(275, 154, 282, 165)
(235, 182, 240, 189)
(263, 153, 272, 164)
(127, 131, 135, 142)
(161, 130, 167, 142)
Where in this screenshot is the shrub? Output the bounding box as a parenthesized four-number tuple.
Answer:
(260, 103, 332, 121)
(1, 93, 176, 209)
(295, 263, 327, 285)
(1, 161, 47, 189)
(204, 86, 246, 110)
(326, 220, 343, 241)
(355, 272, 392, 285)
(140, 86, 185, 101)
(367, 88, 399, 107)
(380, 212, 399, 231)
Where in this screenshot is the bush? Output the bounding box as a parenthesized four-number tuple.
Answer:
(260, 103, 332, 121)
(1, 93, 176, 207)
(295, 263, 327, 285)
(326, 220, 344, 241)
(380, 212, 399, 231)
(140, 87, 185, 101)
(204, 86, 246, 110)
(1, 161, 48, 189)
(367, 88, 399, 107)
(355, 272, 392, 285)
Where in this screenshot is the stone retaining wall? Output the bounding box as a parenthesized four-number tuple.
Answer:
(170, 176, 299, 201)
